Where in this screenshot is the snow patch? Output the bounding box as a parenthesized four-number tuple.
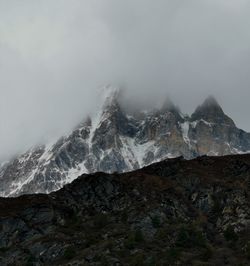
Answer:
(124, 137, 156, 168)
(190, 119, 214, 128)
(64, 161, 88, 185)
(6, 168, 38, 197)
(180, 122, 191, 148)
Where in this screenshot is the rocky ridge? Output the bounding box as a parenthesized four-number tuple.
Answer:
(1, 87, 250, 196)
(0, 154, 249, 265)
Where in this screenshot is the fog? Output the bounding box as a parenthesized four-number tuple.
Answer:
(1, 0, 250, 161)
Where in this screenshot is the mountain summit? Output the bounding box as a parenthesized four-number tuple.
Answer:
(101, 85, 122, 109)
(191, 95, 235, 126)
(1, 89, 250, 197)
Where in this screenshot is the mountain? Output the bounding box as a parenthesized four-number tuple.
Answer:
(1, 86, 250, 197)
(0, 154, 249, 265)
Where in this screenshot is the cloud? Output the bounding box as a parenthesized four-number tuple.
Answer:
(0, 0, 250, 160)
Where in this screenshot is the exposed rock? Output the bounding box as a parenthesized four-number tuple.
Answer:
(1, 89, 250, 196)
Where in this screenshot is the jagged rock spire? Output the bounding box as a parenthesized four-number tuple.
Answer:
(161, 97, 176, 112)
(198, 95, 222, 111)
(191, 96, 235, 126)
(1, 90, 250, 197)
(161, 97, 184, 121)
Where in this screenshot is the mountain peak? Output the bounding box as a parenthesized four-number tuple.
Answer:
(161, 97, 176, 111)
(101, 85, 122, 109)
(191, 96, 235, 126)
(201, 95, 221, 109)
(192, 96, 223, 116)
(161, 97, 184, 121)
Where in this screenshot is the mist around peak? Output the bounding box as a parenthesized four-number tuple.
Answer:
(1, 0, 250, 161)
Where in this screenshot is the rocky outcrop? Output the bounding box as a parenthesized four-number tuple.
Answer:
(191, 96, 235, 126)
(1, 87, 250, 196)
(0, 154, 249, 265)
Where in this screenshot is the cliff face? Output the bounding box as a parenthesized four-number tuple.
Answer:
(0, 154, 249, 265)
(1, 88, 250, 197)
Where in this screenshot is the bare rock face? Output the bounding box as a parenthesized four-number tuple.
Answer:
(189, 96, 250, 156)
(1, 87, 250, 196)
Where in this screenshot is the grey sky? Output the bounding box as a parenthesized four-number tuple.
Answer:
(1, 0, 250, 161)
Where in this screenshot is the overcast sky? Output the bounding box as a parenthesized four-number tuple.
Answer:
(1, 0, 250, 161)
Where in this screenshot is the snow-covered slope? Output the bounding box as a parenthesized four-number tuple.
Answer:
(1, 88, 250, 197)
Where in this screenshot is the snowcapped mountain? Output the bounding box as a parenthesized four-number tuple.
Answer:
(1, 86, 250, 197)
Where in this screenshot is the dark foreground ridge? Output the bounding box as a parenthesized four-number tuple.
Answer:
(0, 154, 250, 265)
